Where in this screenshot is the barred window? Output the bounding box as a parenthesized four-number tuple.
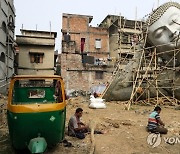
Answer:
(29, 52, 44, 63)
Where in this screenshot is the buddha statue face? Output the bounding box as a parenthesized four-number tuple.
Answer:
(147, 2, 180, 52)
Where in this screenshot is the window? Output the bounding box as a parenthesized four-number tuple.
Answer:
(95, 71, 104, 79)
(29, 52, 44, 63)
(29, 80, 45, 86)
(81, 38, 85, 52)
(0, 52, 5, 63)
(12, 79, 64, 104)
(64, 33, 70, 42)
(8, 15, 15, 32)
(2, 22, 7, 33)
(28, 89, 45, 98)
(121, 34, 129, 44)
(95, 39, 101, 49)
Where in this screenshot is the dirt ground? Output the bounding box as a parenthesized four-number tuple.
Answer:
(0, 95, 180, 154)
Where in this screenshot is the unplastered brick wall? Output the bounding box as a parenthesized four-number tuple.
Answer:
(62, 15, 88, 32)
(61, 53, 83, 70)
(61, 13, 112, 92)
(88, 27, 109, 52)
(62, 14, 109, 54)
(60, 52, 113, 92)
(69, 17, 88, 32)
(65, 71, 113, 92)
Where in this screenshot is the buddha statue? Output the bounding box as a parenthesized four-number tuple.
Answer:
(103, 2, 180, 101)
(147, 2, 180, 66)
(146, 2, 180, 99)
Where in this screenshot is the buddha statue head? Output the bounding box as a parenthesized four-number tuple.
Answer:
(146, 2, 180, 52)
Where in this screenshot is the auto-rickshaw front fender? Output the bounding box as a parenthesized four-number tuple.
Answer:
(28, 137, 47, 154)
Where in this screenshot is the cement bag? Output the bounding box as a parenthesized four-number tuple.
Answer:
(89, 96, 106, 109)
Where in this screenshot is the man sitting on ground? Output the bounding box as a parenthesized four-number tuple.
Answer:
(68, 107, 103, 139)
(147, 106, 168, 134)
(68, 108, 89, 139)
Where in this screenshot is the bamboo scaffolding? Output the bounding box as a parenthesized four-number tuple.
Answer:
(102, 16, 131, 97)
(135, 79, 178, 106)
(103, 47, 180, 101)
(132, 48, 180, 105)
(127, 32, 180, 108)
(127, 18, 150, 110)
(103, 14, 180, 108)
(127, 49, 154, 110)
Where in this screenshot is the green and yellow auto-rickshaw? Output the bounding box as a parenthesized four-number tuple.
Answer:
(7, 75, 67, 153)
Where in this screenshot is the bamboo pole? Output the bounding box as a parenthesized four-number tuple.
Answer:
(134, 44, 180, 55)
(104, 13, 180, 105)
(102, 16, 130, 98)
(172, 49, 176, 103)
(127, 49, 154, 110)
(89, 121, 96, 154)
(119, 14, 122, 61)
(127, 14, 153, 110)
(154, 48, 159, 105)
(129, 44, 180, 106)
(128, 48, 146, 109)
(145, 80, 178, 106)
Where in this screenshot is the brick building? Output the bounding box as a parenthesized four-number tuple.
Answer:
(60, 13, 113, 93)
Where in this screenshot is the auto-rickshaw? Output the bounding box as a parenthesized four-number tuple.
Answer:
(7, 75, 67, 153)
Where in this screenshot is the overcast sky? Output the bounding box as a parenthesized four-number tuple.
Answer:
(14, 0, 174, 51)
